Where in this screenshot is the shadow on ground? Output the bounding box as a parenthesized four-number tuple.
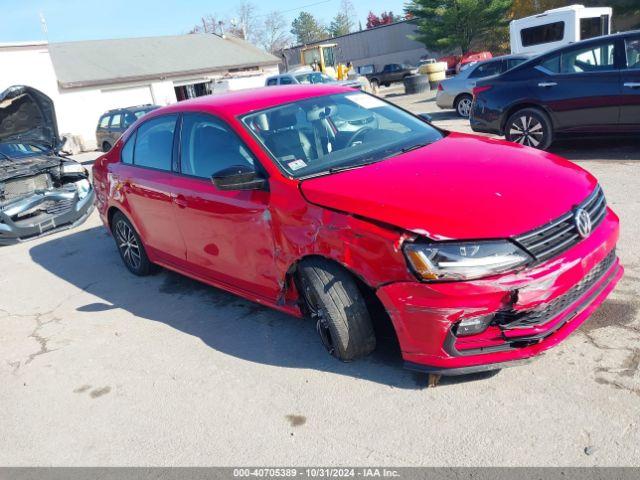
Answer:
(549, 137, 640, 161)
(30, 225, 498, 390)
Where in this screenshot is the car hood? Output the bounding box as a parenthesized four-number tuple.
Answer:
(0, 85, 60, 151)
(300, 133, 597, 240)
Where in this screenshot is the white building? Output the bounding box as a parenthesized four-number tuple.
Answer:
(0, 34, 280, 152)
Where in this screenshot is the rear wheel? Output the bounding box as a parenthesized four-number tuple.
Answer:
(298, 258, 376, 361)
(505, 108, 553, 150)
(111, 212, 155, 276)
(102, 141, 112, 152)
(455, 94, 473, 118)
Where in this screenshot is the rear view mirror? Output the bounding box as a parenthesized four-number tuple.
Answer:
(418, 113, 433, 122)
(211, 165, 268, 191)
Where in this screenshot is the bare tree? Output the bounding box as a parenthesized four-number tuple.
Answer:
(189, 14, 223, 34)
(228, 1, 261, 44)
(259, 11, 292, 53)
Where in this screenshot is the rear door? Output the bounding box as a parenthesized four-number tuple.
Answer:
(114, 114, 187, 265)
(533, 38, 621, 132)
(620, 34, 640, 131)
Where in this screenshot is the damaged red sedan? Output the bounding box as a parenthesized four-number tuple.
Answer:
(93, 85, 622, 376)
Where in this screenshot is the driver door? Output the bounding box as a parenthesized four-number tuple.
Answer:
(170, 113, 281, 300)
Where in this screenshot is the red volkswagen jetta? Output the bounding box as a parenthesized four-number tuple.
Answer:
(93, 85, 622, 376)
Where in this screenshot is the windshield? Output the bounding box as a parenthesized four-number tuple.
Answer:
(241, 92, 444, 178)
(0, 142, 48, 159)
(295, 73, 335, 85)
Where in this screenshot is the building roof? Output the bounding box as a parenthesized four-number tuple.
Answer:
(48, 34, 279, 89)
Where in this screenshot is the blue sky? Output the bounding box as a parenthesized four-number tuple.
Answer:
(0, 0, 409, 43)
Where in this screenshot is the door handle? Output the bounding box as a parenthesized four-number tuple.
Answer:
(623, 82, 640, 89)
(538, 82, 557, 87)
(172, 193, 188, 208)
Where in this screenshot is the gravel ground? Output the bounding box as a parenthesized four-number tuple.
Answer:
(0, 89, 638, 466)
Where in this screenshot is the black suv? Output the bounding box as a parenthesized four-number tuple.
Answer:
(96, 105, 158, 152)
(470, 30, 640, 149)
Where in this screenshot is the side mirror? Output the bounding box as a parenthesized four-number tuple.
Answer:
(418, 113, 433, 123)
(211, 165, 268, 191)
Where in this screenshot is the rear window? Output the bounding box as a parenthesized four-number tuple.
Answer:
(506, 57, 528, 70)
(580, 16, 609, 40)
(132, 114, 177, 171)
(521, 22, 565, 47)
(110, 113, 122, 128)
(469, 60, 502, 78)
(99, 116, 110, 128)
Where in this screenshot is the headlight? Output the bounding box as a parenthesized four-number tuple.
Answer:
(404, 240, 531, 281)
(61, 163, 88, 175)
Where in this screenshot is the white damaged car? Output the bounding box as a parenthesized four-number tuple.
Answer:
(0, 85, 94, 245)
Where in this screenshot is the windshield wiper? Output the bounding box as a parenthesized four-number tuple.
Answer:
(400, 142, 432, 154)
(328, 158, 380, 174)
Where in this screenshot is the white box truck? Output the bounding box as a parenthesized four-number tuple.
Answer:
(510, 4, 612, 55)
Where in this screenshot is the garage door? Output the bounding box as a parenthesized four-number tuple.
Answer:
(100, 85, 154, 110)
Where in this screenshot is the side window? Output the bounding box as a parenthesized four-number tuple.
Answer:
(133, 115, 177, 171)
(123, 113, 137, 128)
(539, 54, 561, 74)
(110, 113, 122, 128)
(267, 78, 278, 86)
(507, 58, 527, 70)
(521, 22, 565, 47)
(280, 76, 294, 85)
(469, 61, 502, 78)
(121, 131, 136, 164)
(561, 41, 616, 73)
(99, 116, 110, 128)
(180, 113, 255, 179)
(626, 37, 640, 70)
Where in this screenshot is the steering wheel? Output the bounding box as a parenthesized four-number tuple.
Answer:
(346, 127, 373, 147)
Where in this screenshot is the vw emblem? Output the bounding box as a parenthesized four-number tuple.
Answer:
(574, 209, 592, 238)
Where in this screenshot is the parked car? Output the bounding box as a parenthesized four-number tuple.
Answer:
(471, 30, 640, 149)
(365, 63, 418, 89)
(0, 85, 94, 245)
(96, 104, 158, 152)
(457, 51, 493, 73)
(436, 55, 531, 117)
(438, 52, 493, 75)
(93, 85, 622, 376)
(265, 70, 363, 90)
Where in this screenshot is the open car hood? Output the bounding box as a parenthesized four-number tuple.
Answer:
(0, 85, 60, 151)
(300, 133, 598, 240)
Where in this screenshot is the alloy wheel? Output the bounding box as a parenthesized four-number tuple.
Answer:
(303, 283, 336, 357)
(508, 115, 545, 147)
(115, 220, 141, 271)
(457, 97, 472, 117)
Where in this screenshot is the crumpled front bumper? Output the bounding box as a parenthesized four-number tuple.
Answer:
(0, 184, 95, 245)
(376, 209, 622, 375)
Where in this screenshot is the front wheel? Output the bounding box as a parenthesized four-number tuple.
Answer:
(298, 258, 376, 361)
(504, 108, 553, 150)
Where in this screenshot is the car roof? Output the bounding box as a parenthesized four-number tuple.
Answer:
(153, 84, 353, 117)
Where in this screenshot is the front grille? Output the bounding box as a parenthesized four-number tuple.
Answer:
(2, 174, 51, 202)
(515, 186, 607, 263)
(494, 249, 616, 329)
(43, 198, 75, 215)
